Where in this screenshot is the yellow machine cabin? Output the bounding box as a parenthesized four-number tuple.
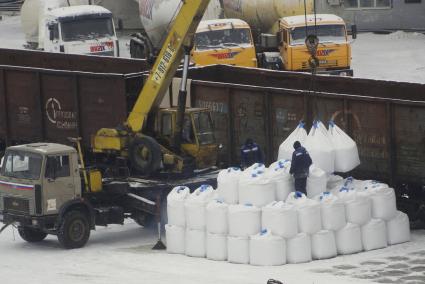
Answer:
(191, 19, 257, 68)
(279, 14, 353, 76)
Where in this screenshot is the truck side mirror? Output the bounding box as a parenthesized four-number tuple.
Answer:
(351, 25, 357, 40)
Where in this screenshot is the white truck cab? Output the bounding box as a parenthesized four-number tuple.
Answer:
(41, 5, 119, 56)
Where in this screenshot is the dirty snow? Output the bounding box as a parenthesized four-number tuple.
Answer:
(1, 15, 425, 83)
(0, 222, 425, 284)
(350, 31, 425, 84)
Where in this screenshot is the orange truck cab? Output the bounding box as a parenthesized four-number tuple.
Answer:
(191, 19, 258, 68)
(279, 14, 353, 76)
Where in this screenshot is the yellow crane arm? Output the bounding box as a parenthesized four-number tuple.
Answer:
(126, 0, 211, 133)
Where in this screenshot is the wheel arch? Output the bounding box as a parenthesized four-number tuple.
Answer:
(57, 199, 96, 230)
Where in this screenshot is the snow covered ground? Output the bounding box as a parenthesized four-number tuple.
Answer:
(1, 221, 425, 284)
(1, 15, 425, 83)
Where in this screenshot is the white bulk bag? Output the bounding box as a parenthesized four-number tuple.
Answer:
(311, 230, 337, 260)
(185, 185, 215, 230)
(297, 200, 322, 235)
(369, 187, 397, 221)
(239, 169, 275, 208)
(335, 223, 363, 255)
(340, 190, 372, 226)
(286, 233, 312, 264)
(227, 236, 249, 264)
(262, 201, 298, 239)
(362, 219, 387, 251)
(356, 180, 389, 192)
(328, 122, 360, 172)
(286, 191, 308, 205)
(327, 174, 344, 190)
(278, 122, 308, 161)
(206, 199, 228, 234)
(207, 232, 227, 261)
(242, 163, 266, 177)
(319, 192, 347, 231)
(306, 164, 327, 198)
(165, 224, 185, 254)
(167, 186, 190, 227)
(217, 167, 242, 204)
(228, 204, 261, 237)
(331, 177, 358, 194)
(304, 120, 335, 173)
(250, 230, 286, 266)
(185, 228, 206, 257)
(267, 160, 294, 201)
(387, 211, 410, 245)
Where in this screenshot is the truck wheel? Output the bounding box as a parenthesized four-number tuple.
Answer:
(57, 211, 90, 249)
(18, 227, 47, 242)
(129, 135, 162, 175)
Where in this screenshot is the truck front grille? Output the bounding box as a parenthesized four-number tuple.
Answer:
(3, 197, 30, 215)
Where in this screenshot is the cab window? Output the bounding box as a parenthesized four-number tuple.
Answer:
(45, 155, 70, 179)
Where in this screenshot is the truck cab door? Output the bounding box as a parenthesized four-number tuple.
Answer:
(280, 28, 289, 70)
(43, 155, 75, 215)
(46, 23, 60, 53)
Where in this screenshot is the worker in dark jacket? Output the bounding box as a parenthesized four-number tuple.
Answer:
(240, 138, 263, 169)
(289, 141, 313, 195)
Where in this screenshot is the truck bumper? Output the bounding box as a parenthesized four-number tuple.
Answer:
(1, 212, 57, 231)
(318, 68, 354, 77)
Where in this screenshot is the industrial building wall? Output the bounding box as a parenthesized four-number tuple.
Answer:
(318, 0, 425, 31)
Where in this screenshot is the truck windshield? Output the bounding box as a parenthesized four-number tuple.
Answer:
(193, 112, 215, 145)
(290, 25, 346, 45)
(61, 17, 114, 42)
(2, 151, 42, 180)
(195, 28, 251, 50)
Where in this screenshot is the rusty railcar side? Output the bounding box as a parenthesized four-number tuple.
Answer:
(0, 66, 132, 148)
(0, 48, 148, 74)
(186, 65, 425, 101)
(186, 66, 425, 188)
(0, 49, 148, 151)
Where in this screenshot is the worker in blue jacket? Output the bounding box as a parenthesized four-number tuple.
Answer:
(240, 138, 263, 169)
(289, 141, 313, 195)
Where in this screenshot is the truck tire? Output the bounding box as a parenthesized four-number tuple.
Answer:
(57, 210, 90, 249)
(129, 135, 162, 175)
(18, 227, 47, 242)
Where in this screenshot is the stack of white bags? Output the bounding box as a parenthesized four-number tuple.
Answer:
(165, 122, 410, 266)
